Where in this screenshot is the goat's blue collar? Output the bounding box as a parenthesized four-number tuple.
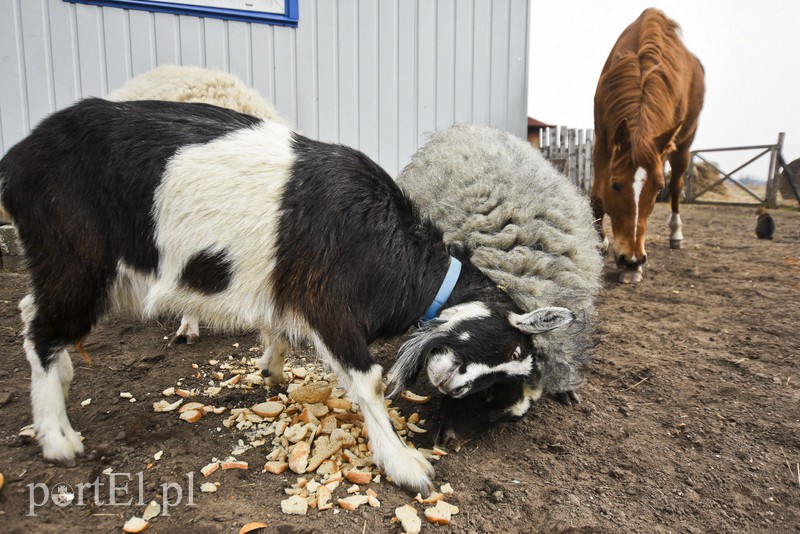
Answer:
(422, 256, 462, 322)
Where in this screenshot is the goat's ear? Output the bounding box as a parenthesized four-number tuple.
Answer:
(386, 322, 445, 397)
(509, 307, 576, 335)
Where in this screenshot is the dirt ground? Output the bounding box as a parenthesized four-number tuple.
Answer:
(0, 201, 798, 533)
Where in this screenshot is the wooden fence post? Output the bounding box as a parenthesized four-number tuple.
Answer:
(766, 132, 784, 208)
(568, 129, 577, 185)
(577, 129, 586, 190)
(685, 153, 696, 201)
(585, 129, 594, 191)
(537, 126, 595, 193)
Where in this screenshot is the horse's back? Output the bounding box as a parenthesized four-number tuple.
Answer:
(595, 8, 704, 147)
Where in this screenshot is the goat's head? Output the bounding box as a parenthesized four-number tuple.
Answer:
(434, 380, 541, 451)
(387, 302, 575, 398)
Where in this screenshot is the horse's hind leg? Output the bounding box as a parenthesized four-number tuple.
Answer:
(21, 295, 86, 465)
(668, 149, 691, 249)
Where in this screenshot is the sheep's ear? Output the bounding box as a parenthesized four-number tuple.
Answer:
(386, 321, 445, 397)
(510, 307, 575, 335)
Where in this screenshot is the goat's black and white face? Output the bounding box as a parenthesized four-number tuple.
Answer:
(388, 302, 575, 398)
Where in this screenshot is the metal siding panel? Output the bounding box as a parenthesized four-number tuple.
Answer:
(295, 0, 317, 137)
(20, 0, 54, 125)
(316, 0, 338, 143)
(203, 18, 227, 69)
(416, 0, 435, 145)
(506, 0, 528, 138)
(179, 15, 204, 67)
(75, 3, 105, 97)
(453, 0, 474, 123)
(471, 0, 491, 125)
(336, 0, 359, 148)
(0, 0, 26, 150)
(489, 0, 510, 129)
(228, 21, 251, 84)
(102, 6, 131, 93)
(154, 12, 180, 65)
(251, 23, 275, 103)
(378, 0, 398, 175)
(48, 0, 80, 108)
(128, 9, 156, 75)
(357, 0, 378, 161)
(435, 0, 454, 131)
(1, 0, 530, 165)
(273, 25, 297, 127)
(397, 0, 417, 173)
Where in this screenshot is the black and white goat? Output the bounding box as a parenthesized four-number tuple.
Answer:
(0, 98, 574, 495)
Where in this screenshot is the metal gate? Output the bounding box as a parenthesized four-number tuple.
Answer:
(685, 132, 799, 207)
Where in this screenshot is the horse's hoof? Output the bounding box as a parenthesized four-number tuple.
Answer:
(618, 269, 643, 284)
(669, 239, 683, 249)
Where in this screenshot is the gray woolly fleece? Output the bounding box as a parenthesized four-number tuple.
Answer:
(397, 124, 603, 394)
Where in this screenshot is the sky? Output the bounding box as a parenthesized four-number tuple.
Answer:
(528, 0, 800, 180)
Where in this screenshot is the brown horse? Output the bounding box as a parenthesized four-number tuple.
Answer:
(591, 8, 705, 283)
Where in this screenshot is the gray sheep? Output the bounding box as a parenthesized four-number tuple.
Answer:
(397, 124, 603, 448)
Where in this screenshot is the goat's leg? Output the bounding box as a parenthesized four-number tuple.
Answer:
(21, 295, 84, 465)
(257, 331, 288, 385)
(345, 364, 434, 495)
(170, 314, 200, 345)
(314, 335, 433, 494)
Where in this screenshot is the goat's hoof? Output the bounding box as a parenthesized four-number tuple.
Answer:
(267, 374, 287, 387)
(669, 238, 683, 249)
(386, 448, 435, 497)
(169, 333, 199, 346)
(41, 429, 84, 467)
(258, 368, 286, 386)
(553, 390, 581, 406)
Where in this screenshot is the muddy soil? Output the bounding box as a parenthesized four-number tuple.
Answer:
(0, 202, 798, 533)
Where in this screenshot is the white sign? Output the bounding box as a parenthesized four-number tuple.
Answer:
(165, 0, 285, 15)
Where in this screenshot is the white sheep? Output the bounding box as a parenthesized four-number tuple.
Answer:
(108, 64, 286, 123)
(397, 124, 603, 446)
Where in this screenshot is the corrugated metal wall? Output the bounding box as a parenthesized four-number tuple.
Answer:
(0, 0, 529, 176)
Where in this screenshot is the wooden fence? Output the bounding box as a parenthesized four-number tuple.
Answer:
(538, 126, 594, 192)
